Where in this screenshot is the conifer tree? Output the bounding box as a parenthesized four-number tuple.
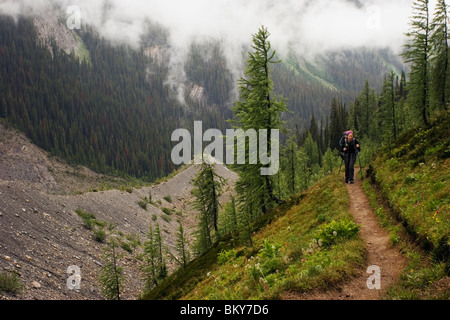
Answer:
(98, 238, 124, 300)
(430, 0, 449, 111)
(231, 26, 287, 220)
(403, 0, 432, 126)
(283, 136, 299, 196)
(356, 80, 378, 138)
(153, 223, 167, 281)
(192, 163, 225, 255)
(175, 220, 190, 269)
(379, 71, 398, 142)
(220, 196, 239, 237)
(141, 224, 167, 288)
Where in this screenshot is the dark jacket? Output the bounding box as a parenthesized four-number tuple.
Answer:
(340, 137, 361, 154)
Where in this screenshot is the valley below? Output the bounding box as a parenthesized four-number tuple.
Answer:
(0, 122, 237, 299)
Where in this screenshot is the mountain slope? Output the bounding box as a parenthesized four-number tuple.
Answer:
(364, 110, 450, 299)
(0, 13, 406, 182)
(142, 112, 450, 301)
(0, 122, 237, 300)
(143, 171, 367, 300)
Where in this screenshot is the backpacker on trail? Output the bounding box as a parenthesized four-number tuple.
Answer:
(339, 131, 360, 184)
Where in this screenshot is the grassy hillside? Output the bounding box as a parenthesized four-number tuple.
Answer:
(142, 111, 449, 301)
(142, 172, 366, 300)
(365, 110, 449, 299)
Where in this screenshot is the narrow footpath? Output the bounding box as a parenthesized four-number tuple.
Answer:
(286, 174, 407, 300)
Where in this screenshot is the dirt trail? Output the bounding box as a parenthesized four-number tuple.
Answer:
(286, 175, 407, 300)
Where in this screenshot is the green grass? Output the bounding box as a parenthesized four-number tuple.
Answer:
(364, 110, 450, 300)
(370, 111, 449, 257)
(142, 171, 366, 300)
(72, 31, 91, 65)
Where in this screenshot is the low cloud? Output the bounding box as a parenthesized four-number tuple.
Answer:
(0, 0, 414, 103)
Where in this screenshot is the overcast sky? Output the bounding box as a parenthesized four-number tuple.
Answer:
(0, 0, 414, 55)
(0, 0, 417, 102)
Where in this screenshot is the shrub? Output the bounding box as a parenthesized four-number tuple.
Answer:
(75, 209, 97, 230)
(93, 227, 107, 242)
(137, 199, 148, 210)
(246, 240, 286, 286)
(314, 218, 360, 247)
(0, 271, 24, 295)
(217, 249, 236, 265)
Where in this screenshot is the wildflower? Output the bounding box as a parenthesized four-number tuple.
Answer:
(333, 231, 337, 237)
(207, 272, 211, 277)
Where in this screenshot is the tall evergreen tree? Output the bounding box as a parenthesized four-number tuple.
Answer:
(403, 0, 432, 126)
(356, 80, 378, 138)
(192, 163, 225, 255)
(232, 26, 287, 216)
(98, 238, 124, 300)
(379, 71, 398, 142)
(430, 0, 450, 111)
(141, 224, 167, 288)
(175, 220, 190, 269)
(329, 98, 348, 150)
(219, 196, 239, 237)
(282, 135, 299, 196)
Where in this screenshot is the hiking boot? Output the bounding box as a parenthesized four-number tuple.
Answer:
(350, 180, 354, 184)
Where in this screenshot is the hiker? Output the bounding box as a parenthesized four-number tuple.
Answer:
(340, 131, 360, 184)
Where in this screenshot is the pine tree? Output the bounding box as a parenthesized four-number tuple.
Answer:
(98, 238, 124, 300)
(356, 80, 378, 138)
(231, 26, 287, 220)
(153, 223, 167, 281)
(141, 223, 167, 288)
(192, 163, 225, 255)
(430, 0, 449, 111)
(283, 135, 299, 196)
(219, 196, 239, 237)
(175, 220, 190, 269)
(403, 0, 432, 126)
(379, 71, 398, 142)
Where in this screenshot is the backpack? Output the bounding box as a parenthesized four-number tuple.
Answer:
(339, 131, 359, 157)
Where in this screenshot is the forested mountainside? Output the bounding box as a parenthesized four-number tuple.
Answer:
(0, 14, 404, 181)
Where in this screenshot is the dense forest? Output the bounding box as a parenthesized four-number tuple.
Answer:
(186, 0, 450, 260)
(0, 13, 402, 182)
